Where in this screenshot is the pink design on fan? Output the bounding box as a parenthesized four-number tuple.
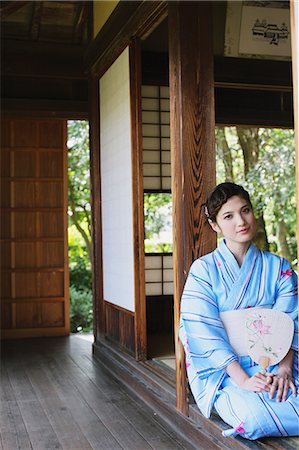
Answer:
(252, 319, 271, 336)
(217, 261, 221, 267)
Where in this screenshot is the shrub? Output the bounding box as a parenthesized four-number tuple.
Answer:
(69, 285, 93, 333)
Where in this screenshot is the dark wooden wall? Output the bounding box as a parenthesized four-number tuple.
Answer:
(1, 118, 69, 338)
(104, 302, 135, 354)
(2, 41, 88, 119)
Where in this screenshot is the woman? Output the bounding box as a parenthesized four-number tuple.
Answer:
(179, 182, 298, 440)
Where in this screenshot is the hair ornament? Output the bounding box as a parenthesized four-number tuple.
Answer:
(204, 206, 209, 218)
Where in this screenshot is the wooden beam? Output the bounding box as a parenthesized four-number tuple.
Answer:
(168, 1, 217, 416)
(2, 40, 87, 79)
(1, 99, 88, 119)
(73, 1, 88, 44)
(129, 40, 147, 361)
(30, 1, 43, 40)
(89, 76, 104, 338)
(85, 1, 168, 77)
(0, 1, 29, 20)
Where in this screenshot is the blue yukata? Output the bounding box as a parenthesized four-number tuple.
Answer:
(179, 240, 298, 440)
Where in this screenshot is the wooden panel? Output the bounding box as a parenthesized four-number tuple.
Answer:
(104, 301, 135, 354)
(39, 122, 64, 148)
(39, 212, 64, 237)
(14, 212, 37, 238)
(39, 152, 63, 178)
(169, 2, 217, 415)
(14, 150, 37, 177)
(0, 118, 69, 339)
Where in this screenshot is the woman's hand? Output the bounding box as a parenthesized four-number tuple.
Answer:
(268, 367, 296, 402)
(239, 372, 273, 393)
(268, 349, 297, 402)
(226, 361, 272, 392)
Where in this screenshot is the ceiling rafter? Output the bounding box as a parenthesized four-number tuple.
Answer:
(30, 1, 43, 40)
(0, 1, 29, 20)
(73, 1, 88, 44)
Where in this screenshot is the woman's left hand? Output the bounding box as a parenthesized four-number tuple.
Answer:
(268, 366, 296, 402)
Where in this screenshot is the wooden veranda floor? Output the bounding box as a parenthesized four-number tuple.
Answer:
(0, 335, 194, 450)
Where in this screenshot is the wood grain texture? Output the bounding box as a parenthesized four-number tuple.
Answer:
(2, 336, 193, 450)
(290, 1, 299, 268)
(0, 119, 69, 338)
(129, 39, 147, 361)
(168, 1, 217, 415)
(89, 75, 104, 340)
(104, 301, 135, 354)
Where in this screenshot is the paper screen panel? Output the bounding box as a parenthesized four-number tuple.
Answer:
(100, 47, 135, 312)
(142, 85, 171, 191)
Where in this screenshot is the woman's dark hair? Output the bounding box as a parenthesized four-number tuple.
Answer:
(203, 182, 252, 223)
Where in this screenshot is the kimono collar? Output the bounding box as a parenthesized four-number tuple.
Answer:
(218, 239, 258, 273)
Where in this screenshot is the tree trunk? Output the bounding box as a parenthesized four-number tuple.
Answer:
(253, 215, 270, 251)
(216, 128, 234, 181)
(236, 128, 259, 177)
(236, 128, 269, 251)
(277, 219, 292, 261)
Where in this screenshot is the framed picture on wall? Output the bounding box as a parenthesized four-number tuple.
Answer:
(238, 5, 291, 57)
(224, 2, 291, 60)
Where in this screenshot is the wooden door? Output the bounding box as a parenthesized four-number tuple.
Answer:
(1, 119, 69, 338)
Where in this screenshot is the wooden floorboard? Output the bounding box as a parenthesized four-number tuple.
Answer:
(0, 336, 195, 450)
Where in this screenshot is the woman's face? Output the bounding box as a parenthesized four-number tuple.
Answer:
(209, 195, 256, 246)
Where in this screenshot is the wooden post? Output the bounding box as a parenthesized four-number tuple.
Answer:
(129, 40, 147, 361)
(89, 76, 105, 339)
(168, 1, 217, 415)
(290, 0, 299, 264)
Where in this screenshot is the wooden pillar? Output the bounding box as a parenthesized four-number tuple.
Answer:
(89, 76, 105, 339)
(168, 1, 217, 415)
(129, 39, 147, 361)
(290, 0, 299, 264)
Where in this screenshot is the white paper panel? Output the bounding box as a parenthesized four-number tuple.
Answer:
(162, 178, 171, 190)
(161, 112, 170, 124)
(143, 164, 161, 177)
(163, 269, 173, 282)
(143, 124, 160, 137)
(142, 85, 171, 191)
(143, 178, 161, 190)
(146, 283, 162, 296)
(142, 98, 159, 111)
(145, 269, 162, 283)
(142, 111, 160, 124)
(143, 137, 160, 150)
(163, 255, 173, 268)
(143, 150, 161, 163)
(160, 86, 170, 97)
(142, 85, 159, 97)
(163, 282, 174, 295)
(144, 255, 162, 269)
(100, 47, 135, 312)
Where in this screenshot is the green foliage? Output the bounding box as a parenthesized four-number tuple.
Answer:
(67, 120, 92, 260)
(67, 120, 93, 332)
(69, 256, 92, 291)
(144, 193, 173, 253)
(69, 286, 93, 333)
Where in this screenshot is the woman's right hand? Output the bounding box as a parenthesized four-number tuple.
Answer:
(226, 361, 273, 392)
(239, 372, 273, 392)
